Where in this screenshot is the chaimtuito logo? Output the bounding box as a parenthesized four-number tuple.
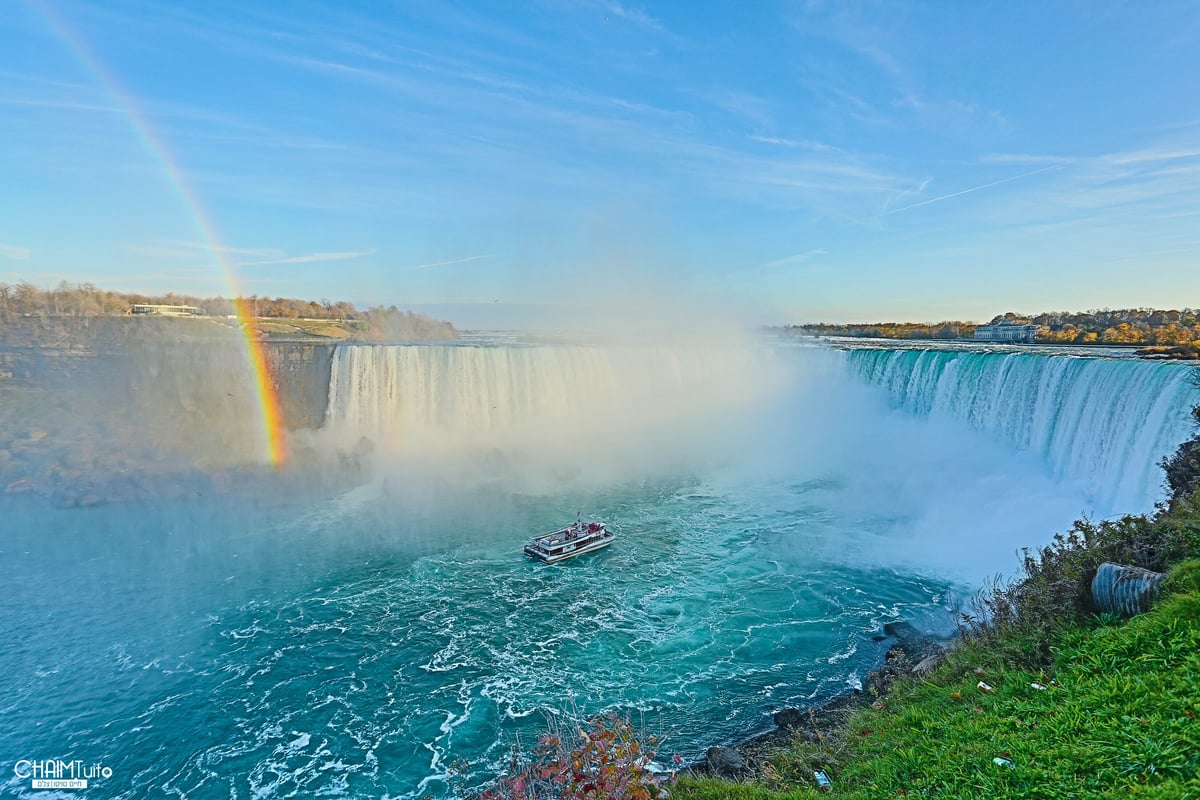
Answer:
(13, 759, 112, 790)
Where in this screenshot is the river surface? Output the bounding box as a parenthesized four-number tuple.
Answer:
(2, 340, 1194, 798)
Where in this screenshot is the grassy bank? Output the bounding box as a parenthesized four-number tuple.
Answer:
(675, 497, 1200, 800)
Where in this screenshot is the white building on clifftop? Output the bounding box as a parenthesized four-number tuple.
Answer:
(973, 321, 1038, 343)
(127, 304, 202, 316)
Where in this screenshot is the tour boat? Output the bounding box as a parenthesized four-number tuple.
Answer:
(524, 519, 614, 563)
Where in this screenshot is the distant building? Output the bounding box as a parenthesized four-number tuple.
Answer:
(973, 321, 1038, 343)
(127, 304, 203, 317)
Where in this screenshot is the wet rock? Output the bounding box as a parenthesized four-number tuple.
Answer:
(868, 643, 918, 696)
(881, 621, 945, 663)
(883, 621, 922, 642)
(911, 651, 948, 678)
(866, 664, 898, 697)
(773, 707, 805, 728)
(706, 746, 749, 778)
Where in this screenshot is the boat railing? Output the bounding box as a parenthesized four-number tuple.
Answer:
(531, 526, 610, 550)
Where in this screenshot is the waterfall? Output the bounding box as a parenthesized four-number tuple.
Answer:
(320, 340, 1198, 512)
(844, 348, 1199, 511)
(322, 342, 773, 454)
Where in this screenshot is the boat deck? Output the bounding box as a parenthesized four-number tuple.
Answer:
(525, 522, 613, 563)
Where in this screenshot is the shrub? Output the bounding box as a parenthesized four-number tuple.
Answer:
(470, 712, 673, 800)
(1163, 404, 1200, 500)
(963, 492, 1200, 668)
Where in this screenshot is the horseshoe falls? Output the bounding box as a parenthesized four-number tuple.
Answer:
(3, 340, 1196, 799)
(843, 348, 1197, 511)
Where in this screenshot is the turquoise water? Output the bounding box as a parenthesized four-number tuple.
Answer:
(3, 343, 1192, 798)
(2, 471, 961, 798)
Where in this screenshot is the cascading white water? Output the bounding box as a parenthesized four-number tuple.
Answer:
(322, 342, 778, 459)
(323, 342, 1197, 511)
(844, 348, 1198, 511)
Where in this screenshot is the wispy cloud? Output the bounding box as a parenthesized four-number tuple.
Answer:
(1099, 241, 1200, 264)
(60, 0, 894, 224)
(750, 135, 842, 154)
(0, 96, 122, 115)
(125, 241, 284, 262)
(787, 7, 1004, 136)
(0, 245, 31, 260)
(601, 2, 673, 36)
(239, 250, 376, 267)
(972, 143, 1200, 226)
(763, 249, 827, 269)
(92, 269, 225, 285)
(127, 242, 375, 268)
(980, 153, 1073, 166)
(884, 164, 1068, 216)
(410, 254, 493, 270)
(166, 240, 284, 258)
(1104, 147, 1200, 166)
(702, 90, 775, 127)
(124, 244, 205, 261)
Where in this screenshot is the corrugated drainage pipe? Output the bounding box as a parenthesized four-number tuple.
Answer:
(1090, 562, 1166, 617)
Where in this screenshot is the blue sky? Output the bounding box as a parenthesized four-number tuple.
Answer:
(2, 0, 1199, 325)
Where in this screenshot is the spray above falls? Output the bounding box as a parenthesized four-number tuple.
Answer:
(319, 341, 788, 482)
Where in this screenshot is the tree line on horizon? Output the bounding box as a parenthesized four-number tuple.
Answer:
(0, 280, 457, 341)
(0, 280, 368, 321)
(790, 307, 1200, 349)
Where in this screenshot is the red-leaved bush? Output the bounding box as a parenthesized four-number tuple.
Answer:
(472, 712, 674, 800)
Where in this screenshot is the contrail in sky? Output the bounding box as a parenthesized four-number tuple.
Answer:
(884, 163, 1068, 216)
(411, 254, 493, 270)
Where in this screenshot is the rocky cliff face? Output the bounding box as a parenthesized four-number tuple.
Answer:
(1, 317, 339, 430)
(261, 341, 336, 430)
(0, 319, 345, 505)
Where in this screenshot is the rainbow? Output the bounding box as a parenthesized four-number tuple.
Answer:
(27, 0, 287, 466)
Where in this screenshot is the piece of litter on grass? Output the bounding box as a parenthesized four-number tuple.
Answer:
(993, 757, 1014, 768)
(1030, 682, 1047, 691)
(977, 680, 995, 694)
(813, 769, 832, 792)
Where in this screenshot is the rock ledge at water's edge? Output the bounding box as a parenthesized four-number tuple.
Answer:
(689, 620, 956, 780)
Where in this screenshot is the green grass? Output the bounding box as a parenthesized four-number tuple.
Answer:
(673, 560, 1200, 800)
(670, 780, 812, 799)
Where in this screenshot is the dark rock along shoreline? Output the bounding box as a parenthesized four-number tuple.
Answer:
(696, 621, 956, 780)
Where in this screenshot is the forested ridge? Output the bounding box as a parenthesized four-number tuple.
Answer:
(791, 308, 1200, 354)
(0, 280, 457, 342)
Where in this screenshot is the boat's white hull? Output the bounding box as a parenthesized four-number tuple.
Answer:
(524, 534, 614, 563)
